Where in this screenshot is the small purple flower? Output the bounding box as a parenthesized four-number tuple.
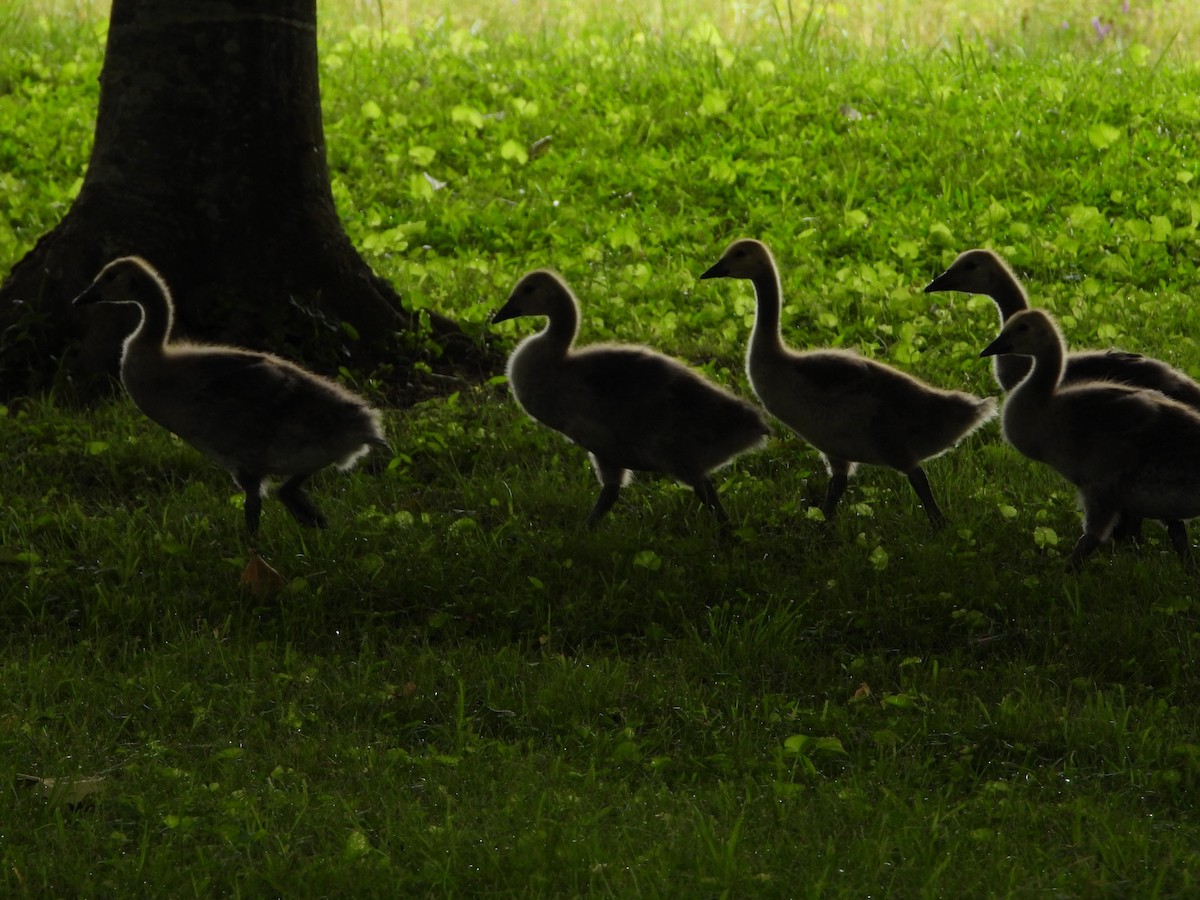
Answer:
(1122, 1, 1131, 13)
(1091, 16, 1112, 38)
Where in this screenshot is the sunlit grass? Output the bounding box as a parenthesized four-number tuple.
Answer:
(332, 0, 1200, 56)
(9, 0, 1200, 55)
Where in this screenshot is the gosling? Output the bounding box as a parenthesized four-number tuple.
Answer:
(925, 248, 1200, 407)
(493, 269, 769, 527)
(980, 308, 1200, 571)
(701, 238, 996, 527)
(73, 256, 387, 539)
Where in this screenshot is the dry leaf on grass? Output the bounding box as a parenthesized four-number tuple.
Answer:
(18, 773, 108, 807)
(240, 550, 287, 595)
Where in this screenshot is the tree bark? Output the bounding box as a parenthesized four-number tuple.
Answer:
(0, 0, 484, 399)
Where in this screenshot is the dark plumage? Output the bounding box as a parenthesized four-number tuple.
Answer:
(925, 248, 1200, 408)
(73, 256, 387, 538)
(493, 269, 769, 526)
(980, 308, 1200, 570)
(702, 239, 996, 527)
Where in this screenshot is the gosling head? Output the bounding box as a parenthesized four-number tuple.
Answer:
(979, 308, 1060, 359)
(924, 248, 1013, 296)
(493, 269, 572, 323)
(700, 238, 775, 281)
(73, 256, 167, 308)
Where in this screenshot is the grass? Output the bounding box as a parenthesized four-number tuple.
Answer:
(5, 0, 1200, 895)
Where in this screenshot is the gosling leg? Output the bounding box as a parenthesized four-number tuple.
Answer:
(691, 477, 730, 525)
(585, 459, 629, 528)
(1111, 513, 1144, 544)
(1069, 498, 1117, 571)
(1165, 520, 1194, 571)
(278, 473, 327, 528)
(586, 484, 621, 528)
(905, 466, 946, 529)
(235, 470, 265, 540)
(235, 470, 283, 592)
(820, 459, 851, 522)
(1066, 532, 1103, 571)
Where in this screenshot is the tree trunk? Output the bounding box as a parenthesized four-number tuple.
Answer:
(0, 0, 485, 399)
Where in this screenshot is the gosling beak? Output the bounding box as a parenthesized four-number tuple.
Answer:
(72, 283, 101, 306)
(492, 299, 520, 324)
(699, 260, 728, 280)
(979, 334, 1011, 358)
(923, 270, 951, 294)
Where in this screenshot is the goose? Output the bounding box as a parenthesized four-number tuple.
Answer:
(925, 248, 1200, 407)
(927, 248, 1200, 542)
(980, 308, 1200, 570)
(73, 256, 387, 542)
(493, 269, 769, 526)
(700, 238, 996, 527)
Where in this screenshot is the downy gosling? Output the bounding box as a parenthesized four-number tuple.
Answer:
(73, 256, 387, 540)
(702, 238, 996, 527)
(494, 269, 769, 527)
(926, 248, 1200, 407)
(980, 308, 1200, 571)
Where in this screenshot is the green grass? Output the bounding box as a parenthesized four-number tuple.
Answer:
(6, 1, 1200, 895)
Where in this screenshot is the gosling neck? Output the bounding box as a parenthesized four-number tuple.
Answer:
(1008, 339, 1064, 410)
(537, 289, 580, 355)
(748, 265, 786, 358)
(121, 284, 174, 364)
(990, 268, 1031, 322)
(990, 272, 1035, 392)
